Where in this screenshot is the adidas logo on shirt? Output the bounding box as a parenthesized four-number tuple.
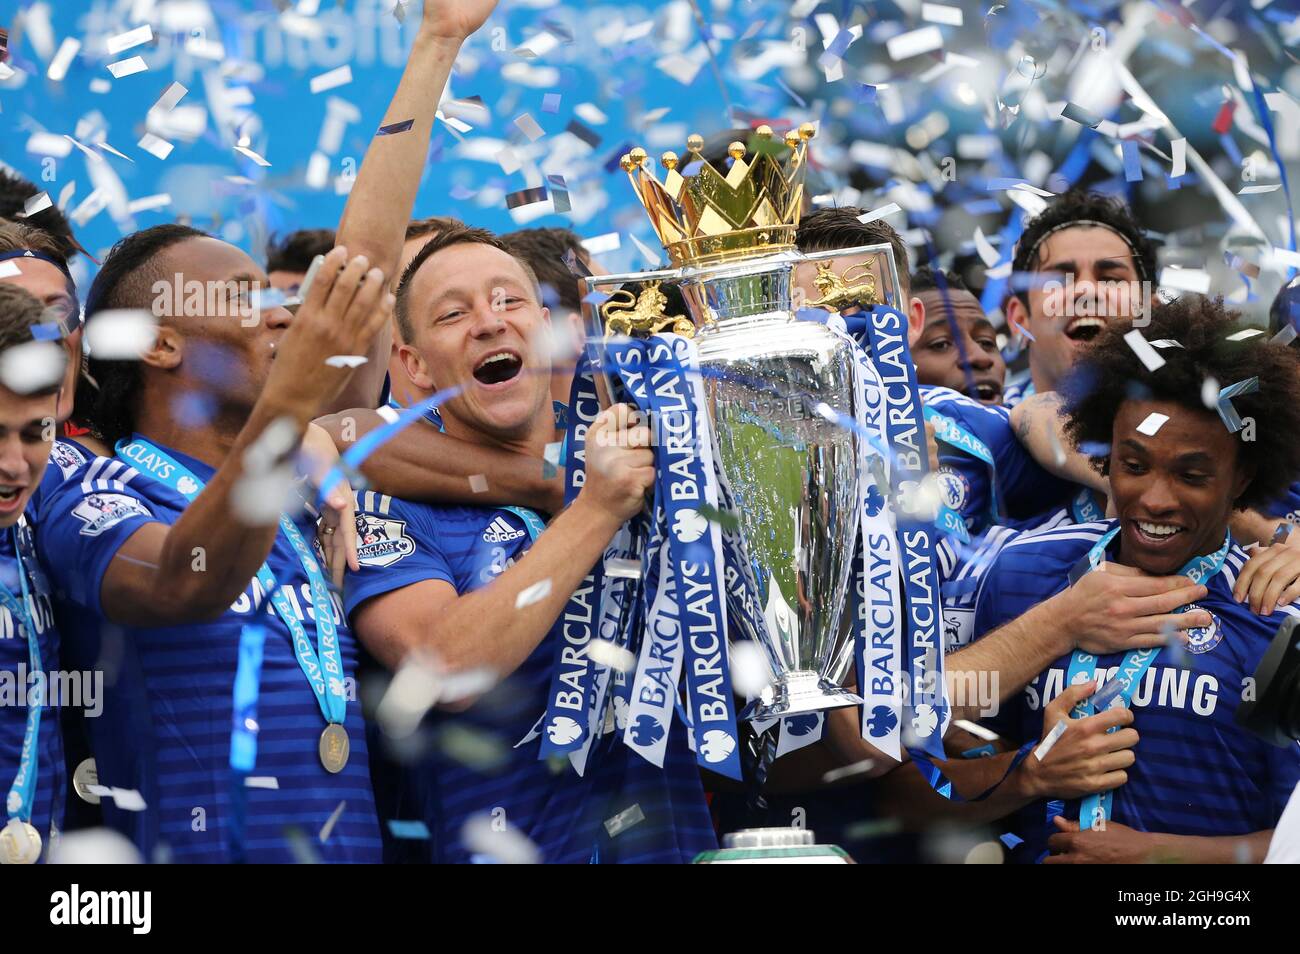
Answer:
(483, 516, 524, 543)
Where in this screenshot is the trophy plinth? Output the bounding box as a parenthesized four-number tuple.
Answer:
(742, 670, 865, 722)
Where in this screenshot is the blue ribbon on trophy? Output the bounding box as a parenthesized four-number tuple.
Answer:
(644, 335, 743, 780)
(584, 333, 742, 780)
(847, 335, 906, 762)
(538, 352, 606, 763)
(860, 305, 951, 764)
(624, 538, 683, 766)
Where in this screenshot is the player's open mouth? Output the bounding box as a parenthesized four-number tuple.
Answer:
(0, 485, 26, 513)
(974, 380, 1002, 403)
(1131, 519, 1185, 547)
(1064, 316, 1106, 342)
(473, 349, 523, 386)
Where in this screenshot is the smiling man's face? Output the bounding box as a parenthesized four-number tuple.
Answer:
(1110, 399, 1249, 576)
(1014, 226, 1145, 393)
(402, 241, 551, 444)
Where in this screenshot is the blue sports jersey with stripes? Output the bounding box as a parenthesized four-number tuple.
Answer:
(344, 490, 718, 863)
(1263, 481, 1300, 529)
(35, 445, 381, 863)
(971, 519, 1300, 860)
(1000, 376, 1034, 408)
(920, 385, 1075, 537)
(0, 506, 62, 857)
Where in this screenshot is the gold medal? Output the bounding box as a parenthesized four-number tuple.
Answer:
(73, 758, 101, 804)
(0, 818, 41, 864)
(319, 723, 349, 774)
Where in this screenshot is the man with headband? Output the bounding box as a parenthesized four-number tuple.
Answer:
(1005, 194, 1300, 554)
(1002, 190, 1156, 407)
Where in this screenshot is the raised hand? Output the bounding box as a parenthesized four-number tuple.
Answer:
(580, 404, 654, 525)
(263, 247, 394, 419)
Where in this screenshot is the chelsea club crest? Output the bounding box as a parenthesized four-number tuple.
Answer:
(936, 466, 970, 513)
(1184, 603, 1222, 655)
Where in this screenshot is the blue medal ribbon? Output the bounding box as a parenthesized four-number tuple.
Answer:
(1068, 525, 1231, 829)
(115, 437, 348, 731)
(861, 306, 950, 763)
(2, 521, 43, 828)
(1069, 486, 1105, 525)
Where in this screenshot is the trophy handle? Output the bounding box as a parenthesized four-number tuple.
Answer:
(797, 242, 906, 314)
(578, 267, 687, 410)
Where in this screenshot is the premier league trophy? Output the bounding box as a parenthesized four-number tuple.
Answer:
(580, 124, 903, 722)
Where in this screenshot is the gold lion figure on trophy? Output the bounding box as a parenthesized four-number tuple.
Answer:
(600, 281, 695, 338)
(807, 259, 879, 313)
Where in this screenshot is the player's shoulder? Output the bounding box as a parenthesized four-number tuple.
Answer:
(997, 518, 1113, 562)
(49, 438, 92, 480)
(1220, 542, 1270, 593)
(31, 438, 96, 515)
(37, 453, 158, 539)
(1002, 378, 1032, 408)
(351, 490, 507, 570)
(44, 452, 146, 500)
(1207, 546, 1300, 655)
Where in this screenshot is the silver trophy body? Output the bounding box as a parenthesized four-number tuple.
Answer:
(582, 243, 900, 722)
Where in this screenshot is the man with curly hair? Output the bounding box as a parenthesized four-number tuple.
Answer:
(969, 295, 1300, 863)
(1003, 189, 1157, 407)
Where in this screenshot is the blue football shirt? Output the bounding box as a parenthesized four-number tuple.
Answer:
(1262, 481, 1300, 528)
(35, 444, 381, 863)
(344, 490, 718, 863)
(1000, 376, 1034, 408)
(920, 385, 1075, 536)
(971, 520, 1300, 860)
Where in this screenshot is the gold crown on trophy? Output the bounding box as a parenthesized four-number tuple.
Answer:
(618, 123, 815, 268)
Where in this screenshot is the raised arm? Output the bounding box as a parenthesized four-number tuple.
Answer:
(1010, 391, 1108, 493)
(325, 0, 499, 413)
(315, 407, 565, 512)
(102, 250, 392, 625)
